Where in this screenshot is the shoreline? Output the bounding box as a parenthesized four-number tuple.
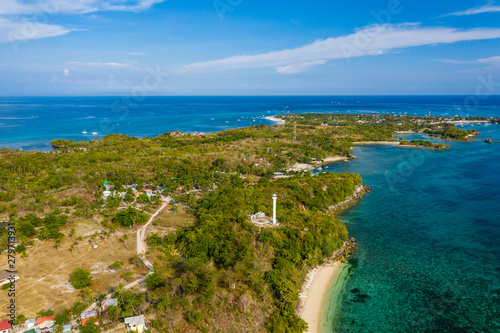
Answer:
(353, 141, 400, 145)
(298, 239, 356, 333)
(300, 262, 343, 333)
(264, 115, 286, 125)
(287, 156, 351, 172)
(299, 186, 369, 332)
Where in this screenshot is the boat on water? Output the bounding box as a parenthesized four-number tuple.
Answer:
(92, 132, 98, 135)
(82, 131, 87, 134)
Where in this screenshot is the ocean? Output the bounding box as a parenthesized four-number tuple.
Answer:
(1, 96, 499, 332)
(321, 125, 500, 332)
(1, 95, 499, 150)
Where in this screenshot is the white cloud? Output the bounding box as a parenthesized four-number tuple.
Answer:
(0, 0, 167, 15)
(275, 60, 327, 74)
(66, 61, 132, 68)
(129, 52, 147, 55)
(0, 17, 71, 42)
(0, 0, 166, 43)
(103, 0, 166, 12)
(182, 23, 500, 74)
(63, 69, 69, 76)
(441, 1, 500, 17)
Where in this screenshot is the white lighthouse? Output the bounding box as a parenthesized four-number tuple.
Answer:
(272, 193, 277, 224)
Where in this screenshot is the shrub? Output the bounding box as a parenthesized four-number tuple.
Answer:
(69, 268, 92, 289)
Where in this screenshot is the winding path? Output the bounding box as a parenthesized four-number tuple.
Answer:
(83, 197, 170, 313)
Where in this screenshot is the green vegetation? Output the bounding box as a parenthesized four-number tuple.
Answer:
(424, 125, 479, 141)
(109, 261, 124, 270)
(399, 139, 450, 150)
(70, 268, 93, 289)
(0, 113, 478, 332)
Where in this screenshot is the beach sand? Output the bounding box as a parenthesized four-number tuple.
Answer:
(353, 141, 400, 145)
(287, 156, 350, 172)
(265, 115, 286, 125)
(300, 262, 345, 333)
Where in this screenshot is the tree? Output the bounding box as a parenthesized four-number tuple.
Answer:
(70, 268, 92, 289)
(70, 244, 75, 256)
(109, 226, 116, 243)
(69, 228, 75, 242)
(144, 272, 165, 290)
(54, 236, 63, 255)
(81, 317, 99, 333)
(76, 235, 83, 253)
(92, 232, 99, 246)
(54, 312, 71, 325)
(101, 231, 108, 243)
(122, 234, 129, 249)
(79, 287, 91, 301)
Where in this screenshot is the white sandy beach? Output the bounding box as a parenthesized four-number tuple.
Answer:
(287, 156, 350, 172)
(353, 141, 400, 145)
(319, 156, 350, 164)
(299, 262, 342, 333)
(265, 115, 286, 125)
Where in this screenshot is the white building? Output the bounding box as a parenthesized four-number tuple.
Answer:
(250, 212, 266, 220)
(124, 315, 146, 333)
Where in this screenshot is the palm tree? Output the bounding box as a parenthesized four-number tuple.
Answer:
(40, 228, 50, 240)
(92, 232, 99, 246)
(80, 287, 91, 301)
(101, 231, 108, 244)
(75, 236, 83, 253)
(69, 228, 75, 242)
(70, 244, 75, 256)
(122, 234, 129, 249)
(54, 236, 62, 255)
(109, 226, 116, 243)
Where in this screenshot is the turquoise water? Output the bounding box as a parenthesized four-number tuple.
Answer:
(322, 125, 500, 332)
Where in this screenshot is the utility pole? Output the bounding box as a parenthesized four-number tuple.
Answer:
(294, 123, 297, 141)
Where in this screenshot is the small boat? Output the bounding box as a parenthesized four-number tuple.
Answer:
(82, 131, 87, 134)
(211, 118, 215, 120)
(92, 132, 98, 135)
(225, 121, 229, 123)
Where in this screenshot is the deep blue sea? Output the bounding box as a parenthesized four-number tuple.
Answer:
(1, 96, 499, 332)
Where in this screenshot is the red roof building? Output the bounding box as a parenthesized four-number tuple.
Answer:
(0, 319, 11, 333)
(36, 316, 55, 328)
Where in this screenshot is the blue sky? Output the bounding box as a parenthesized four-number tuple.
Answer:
(1, 0, 500, 95)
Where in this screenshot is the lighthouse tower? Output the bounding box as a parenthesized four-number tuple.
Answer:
(272, 194, 277, 224)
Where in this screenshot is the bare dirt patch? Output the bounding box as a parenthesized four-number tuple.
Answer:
(0, 230, 144, 317)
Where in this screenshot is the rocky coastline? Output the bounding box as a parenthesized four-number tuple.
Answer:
(327, 185, 370, 214)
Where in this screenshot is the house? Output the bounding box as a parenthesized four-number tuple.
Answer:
(62, 322, 72, 332)
(24, 318, 36, 328)
(0, 319, 11, 333)
(36, 316, 55, 329)
(124, 315, 146, 333)
(100, 299, 118, 311)
(80, 311, 99, 326)
(250, 212, 266, 221)
(0, 271, 18, 287)
(103, 191, 112, 199)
